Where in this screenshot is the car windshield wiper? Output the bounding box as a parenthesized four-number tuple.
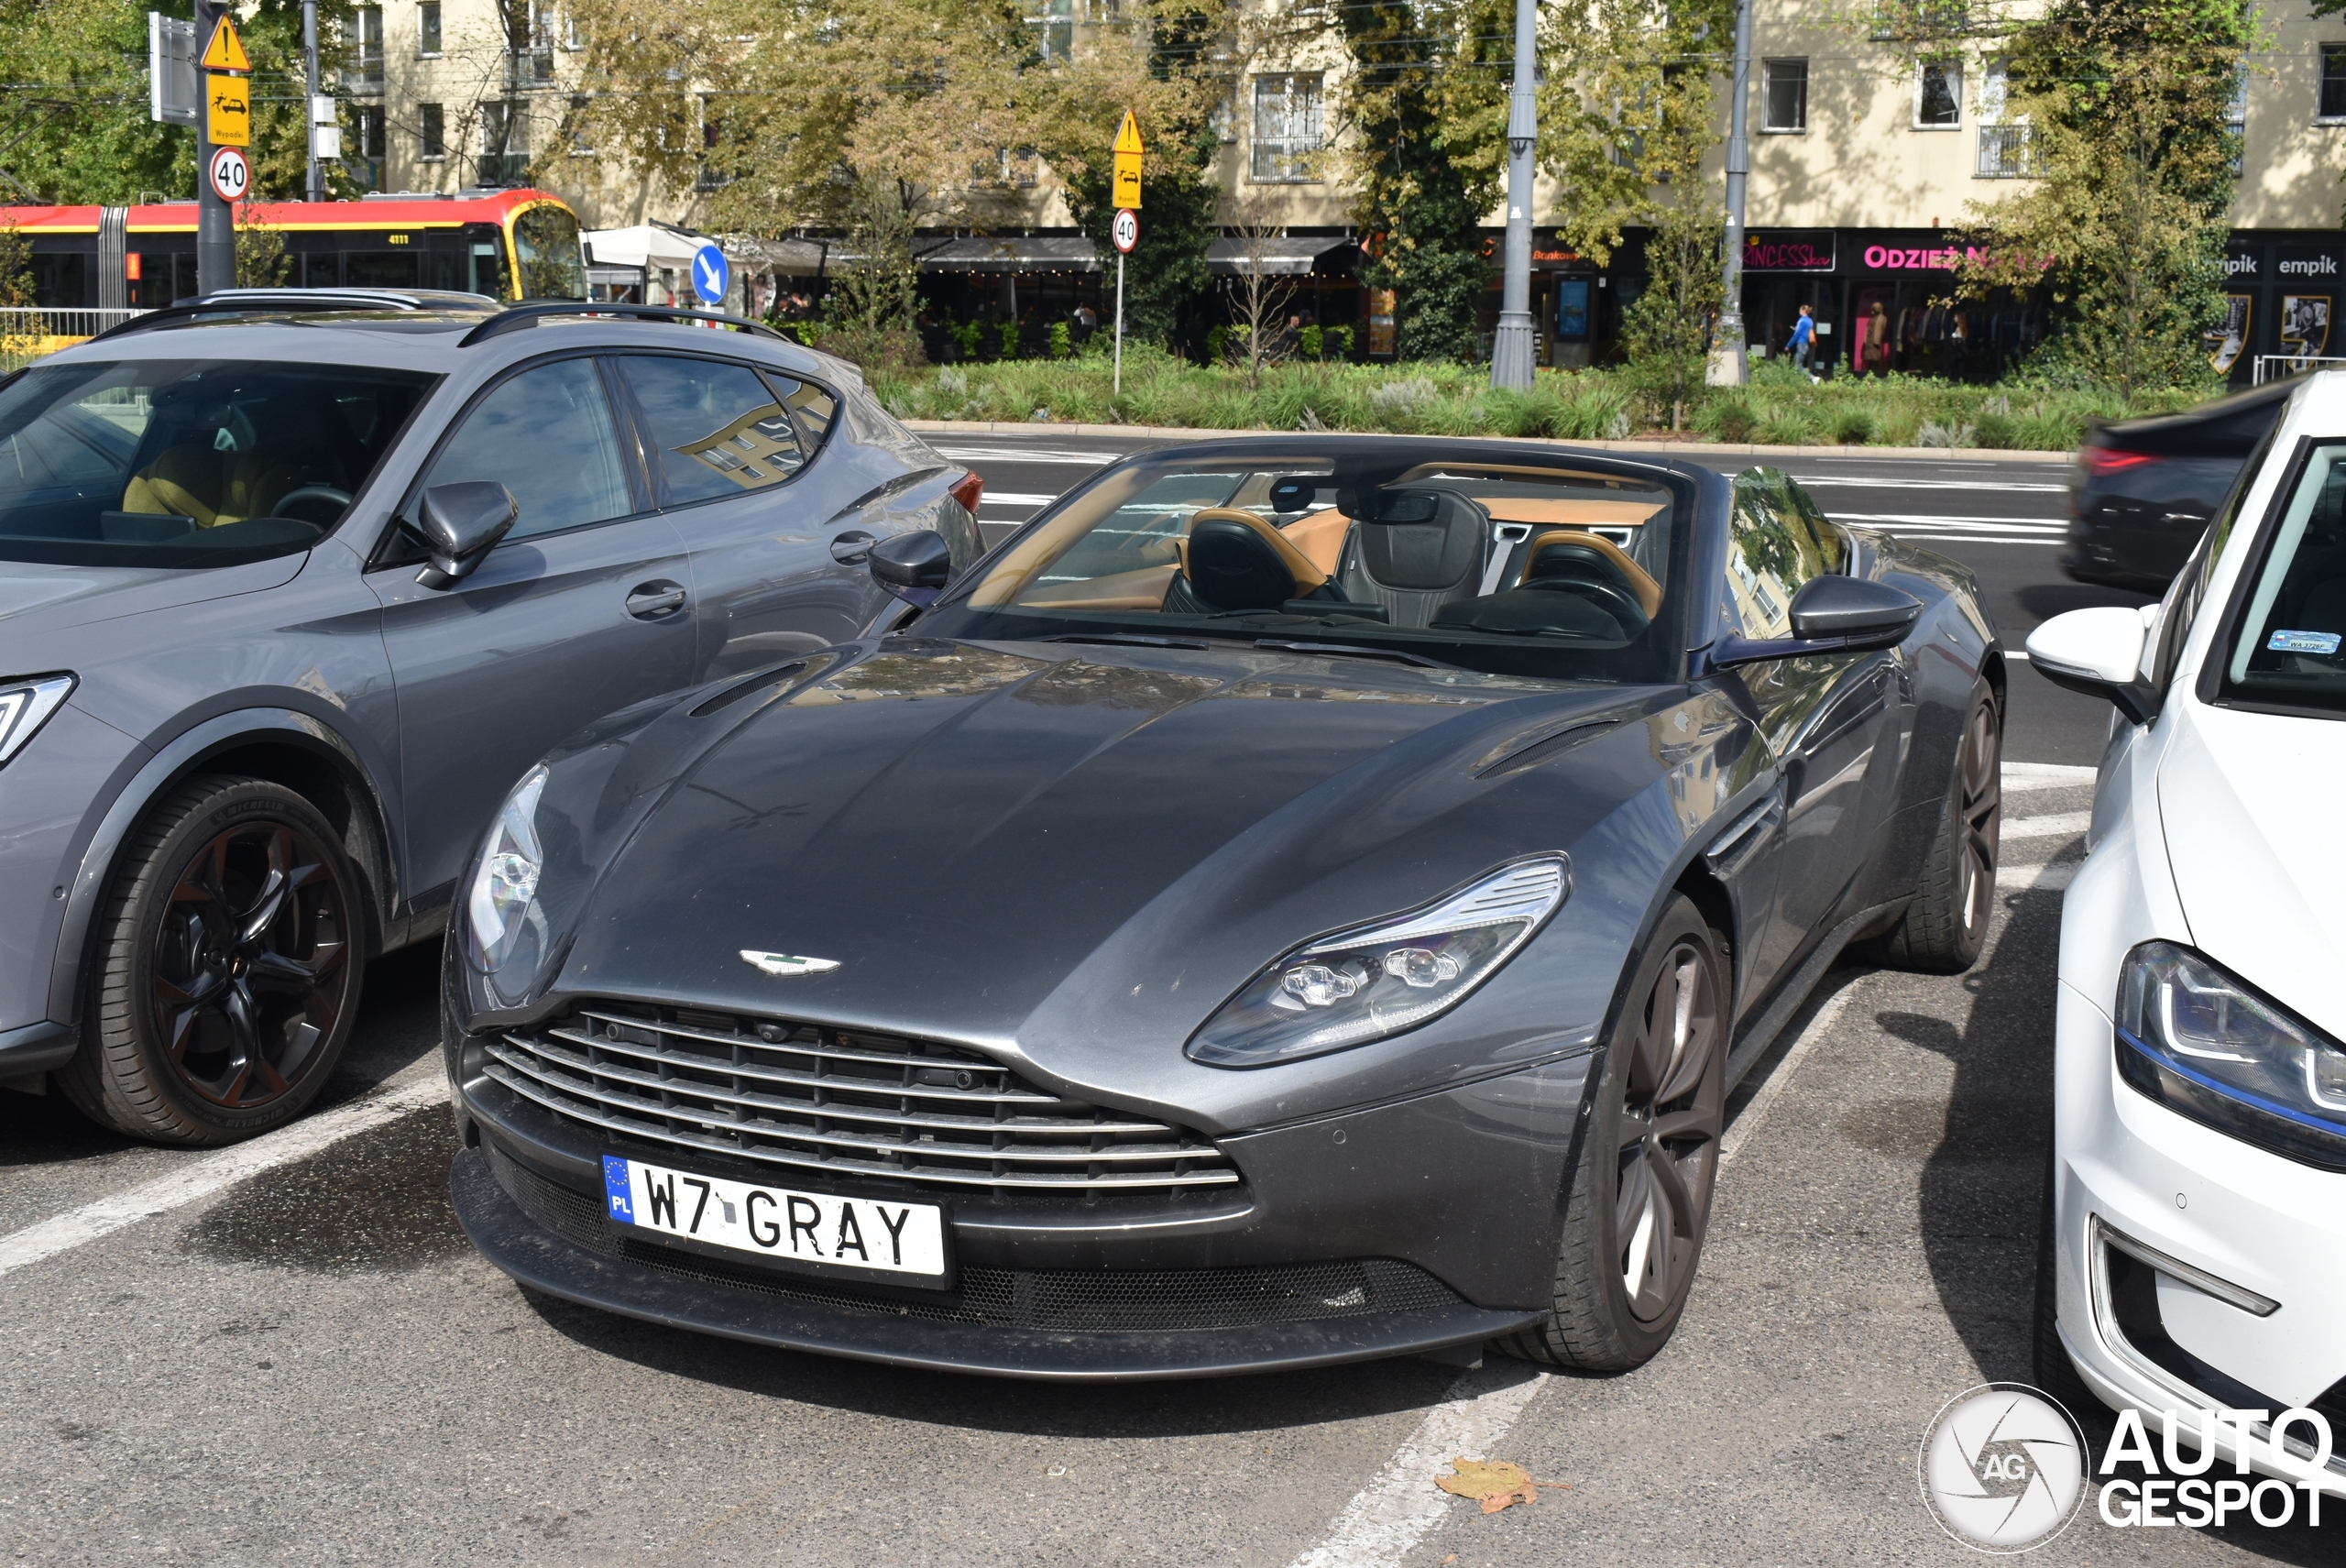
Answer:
(1253, 638, 1466, 672)
(1036, 631, 1214, 651)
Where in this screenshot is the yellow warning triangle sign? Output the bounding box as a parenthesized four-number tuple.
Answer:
(201, 15, 251, 73)
(1113, 110, 1144, 156)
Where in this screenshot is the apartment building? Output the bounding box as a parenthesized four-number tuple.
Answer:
(343, 1, 2346, 379)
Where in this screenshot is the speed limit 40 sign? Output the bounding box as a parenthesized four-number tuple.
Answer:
(1112, 208, 1138, 255)
(207, 146, 249, 204)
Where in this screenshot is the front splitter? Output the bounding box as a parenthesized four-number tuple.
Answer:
(452, 1146, 1542, 1381)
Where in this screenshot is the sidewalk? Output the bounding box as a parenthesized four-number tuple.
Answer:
(900, 419, 2077, 465)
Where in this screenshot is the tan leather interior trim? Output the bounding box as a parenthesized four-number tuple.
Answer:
(1189, 506, 1330, 591)
(1277, 509, 1352, 577)
(1523, 529, 1663, 617)
(1475, 496, 1664, 528)
(1015, 563, 1178, 612)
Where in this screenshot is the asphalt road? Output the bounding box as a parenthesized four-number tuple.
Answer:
(5, 436, 2320, 1566)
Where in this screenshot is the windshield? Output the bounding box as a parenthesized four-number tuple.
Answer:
(513, 205, 586, 301)
(2218, 440, 2346, 717)
(915, 451, 1690, 681)
(0, 358, 436, 568)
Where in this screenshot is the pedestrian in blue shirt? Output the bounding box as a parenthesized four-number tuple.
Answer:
(1787, 305, 1816, 377)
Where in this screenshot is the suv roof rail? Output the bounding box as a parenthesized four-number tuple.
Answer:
(458, 301, 790, 347)
(92, 288, 500, 341)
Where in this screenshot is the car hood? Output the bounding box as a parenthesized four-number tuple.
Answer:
(2159, 701, 2346, 1042)
(548, 641, 1646, 1047)
(0, 552, 312, 644)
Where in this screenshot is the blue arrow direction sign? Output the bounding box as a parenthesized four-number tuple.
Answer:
(691, 244, 730, 307)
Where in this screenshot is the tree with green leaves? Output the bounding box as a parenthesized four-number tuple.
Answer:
(1935, 0, 2256, 394)
(1336, 0, 1499, 363)
(1537, 0, 1736, 426)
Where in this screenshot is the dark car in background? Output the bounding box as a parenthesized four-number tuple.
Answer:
(0, 291, 980, 1146)
(447, 440, 2008, 1380)
(2062, 378, 2291, 591)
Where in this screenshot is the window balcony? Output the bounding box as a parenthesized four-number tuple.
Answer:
(1976, 123, 2034, 178)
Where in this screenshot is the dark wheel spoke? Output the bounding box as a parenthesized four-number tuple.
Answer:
(1613, 923, 1727, 1328)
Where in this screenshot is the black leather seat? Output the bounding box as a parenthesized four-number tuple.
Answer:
(1332, 489, 1487, 628)
(1163, 510, 1336, 613)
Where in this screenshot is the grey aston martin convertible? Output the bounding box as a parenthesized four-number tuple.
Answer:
(444, 436, 2005, 1379)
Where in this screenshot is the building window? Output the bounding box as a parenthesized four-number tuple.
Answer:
(566, 11, 587, 49)
(1026, 0, 1073, 63)
(418, 1, 440, 57)
(2322, 46, 2346, 120)
(2226, 65, 2247, 173)
(567, 94, 593, 154)
(1975, 59, 2032, 176)
(348, 103, 385, 189)
(1251, 73, 1323, 182)
(1000, 146, 1039, 187)
(1760, 58, 1807, 132)
(420, 102, 444, 159)
(1916, 60, 1960, 127)
(1211, 81, 1237, 143)
(346, 5, 384, 93)
(522, 1, 557, 82)
(480, 100, 530, 185)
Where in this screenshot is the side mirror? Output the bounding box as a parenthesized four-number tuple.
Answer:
(410, 481, 519, 588)
(2027, 606, 2158, 725)
(869, 529, 951, 609)
(1786, 576, 1923, 645)
(1710, 575, 1923, 667)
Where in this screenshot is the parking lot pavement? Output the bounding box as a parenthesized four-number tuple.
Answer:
(5, 768, 2332, 1566)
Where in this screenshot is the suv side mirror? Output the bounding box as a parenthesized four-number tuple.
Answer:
(410, 481, 519, 588)
(869, 530, 952, 609)
(2027, 606, 2158, 725)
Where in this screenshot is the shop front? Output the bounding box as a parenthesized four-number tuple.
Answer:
(2216, 234, 2346, 383)
(1736, 227, 2048, 380)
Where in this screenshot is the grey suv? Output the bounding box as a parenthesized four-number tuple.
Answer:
(0, 292, 979, 1144)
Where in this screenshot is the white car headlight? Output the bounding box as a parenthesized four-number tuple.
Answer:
(0, 674, 74, 765)
(1187, 857, 1569, 1069)
(466, 764, 549, 975)
(2116, 941, 2346, 1169)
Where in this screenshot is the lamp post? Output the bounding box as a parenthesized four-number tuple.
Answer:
(1487, 0, 1539, 391)
(1709, 0, 1756, 387)
(304, 0, 323, 202)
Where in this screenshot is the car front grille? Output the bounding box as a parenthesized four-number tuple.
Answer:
(479, 1001, 1239, 1197)
(488, 1144, 1457, 1332)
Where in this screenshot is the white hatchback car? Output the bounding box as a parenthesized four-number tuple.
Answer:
(2029, 371, 2346, 1490)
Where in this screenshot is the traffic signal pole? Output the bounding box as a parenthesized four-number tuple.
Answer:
(194, 0, 234, 294)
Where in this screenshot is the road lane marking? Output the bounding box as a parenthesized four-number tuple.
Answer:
(1287, 1362, 1548, 1568)
(1792, 477, 2068, 492)
(2004, 762, 2096, 792)
(2001, 809, 2091, 841)
(0, 1075, 446, 1280)
(973, 492, 1059, 507)
(1827, 513, 2066, 531)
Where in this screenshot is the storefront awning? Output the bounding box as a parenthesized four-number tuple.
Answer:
(1204, 236, 1355, 276)
(916, 236, 1101, 274)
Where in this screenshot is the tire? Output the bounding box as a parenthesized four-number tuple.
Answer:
(2033, 1151, 2104, 1423)
(1878, 682, 2002, 974)
(58, 774, 365, 1146)
(1500, 896, 1728, 1372)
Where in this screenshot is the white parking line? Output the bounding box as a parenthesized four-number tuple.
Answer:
(974, 492, 1059, 508)
(1286, 1362, 1549, 1568)
(1792, 476, 2068, 492)
(2004, 762, 2096, 792)
(0, 1075, 446, 1280)
(1826, 513, 2066, 532)
(2001, 809, 2092, 841)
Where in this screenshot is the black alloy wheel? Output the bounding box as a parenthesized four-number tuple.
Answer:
(1879, 683, 2003, 973)
(60, 775, 366, 1146)
(1504, 895, 1728, 1371)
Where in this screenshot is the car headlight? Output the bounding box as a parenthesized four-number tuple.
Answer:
(2115, 940, 2346, 1170)
(0, 674, 74, 765)
(466, 764, 549, 975)
(1187, 857, 1569, 1069)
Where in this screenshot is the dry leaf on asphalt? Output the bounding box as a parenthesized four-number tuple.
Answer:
(1435, 1457, 1561, 1514)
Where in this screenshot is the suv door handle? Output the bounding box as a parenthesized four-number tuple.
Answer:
(829, 530, 877, 565)
(625, 579, 689, 620)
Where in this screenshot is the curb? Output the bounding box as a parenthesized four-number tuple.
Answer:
(900, 419, 2077, 465)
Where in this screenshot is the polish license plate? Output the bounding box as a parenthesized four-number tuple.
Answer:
(600, 1155, 947, 1281)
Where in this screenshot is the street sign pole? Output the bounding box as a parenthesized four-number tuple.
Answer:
(303, 0, 323, 203)
(1114, 253, 1124, 398)
(194, 0, 236, 294)
(1110, 112, 1143, 402)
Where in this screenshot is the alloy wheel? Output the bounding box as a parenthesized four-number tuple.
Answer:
(1955, 699, 2003, 940)
(149, 821, 352, 1110)
(1615, 939, 1724, 1324)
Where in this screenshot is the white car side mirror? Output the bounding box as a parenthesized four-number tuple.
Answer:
(2027, 606, 2158, 725)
